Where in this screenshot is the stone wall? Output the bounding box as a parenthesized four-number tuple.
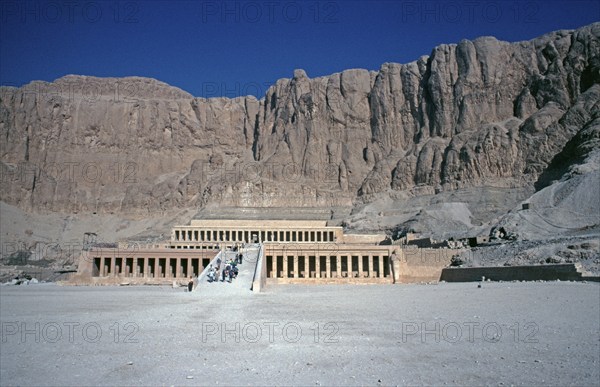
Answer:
(252, 245, 267, 292)
(440, 264, 586, 282)
(394, 248, 459, 283)
(342, 233, 386, 244)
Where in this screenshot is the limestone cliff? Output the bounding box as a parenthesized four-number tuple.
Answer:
(1, 23, 599, 216)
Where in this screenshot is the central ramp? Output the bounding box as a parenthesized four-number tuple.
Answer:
(194, 245, 260, 296)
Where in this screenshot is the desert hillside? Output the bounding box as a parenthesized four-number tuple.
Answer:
(1, 23, 598, 276)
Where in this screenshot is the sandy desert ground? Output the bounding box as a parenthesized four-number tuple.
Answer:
(1, 281, 599, 386)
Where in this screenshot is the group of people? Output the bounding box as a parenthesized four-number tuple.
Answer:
(206, 251, 243, 284)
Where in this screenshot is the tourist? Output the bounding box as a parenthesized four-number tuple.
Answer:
(187, 276, 194, 292)
(239, 253, 243, 264)
(206, 265, 214, 282)
(221, 266, 228, 282)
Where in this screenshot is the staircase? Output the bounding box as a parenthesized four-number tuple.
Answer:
(194, 245, 261, 296)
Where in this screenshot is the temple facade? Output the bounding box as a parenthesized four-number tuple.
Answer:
(70, 219, 460, 286)
(169, 220, 344, 249)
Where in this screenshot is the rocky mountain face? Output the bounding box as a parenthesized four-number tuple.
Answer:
(1, 23, 599, 220)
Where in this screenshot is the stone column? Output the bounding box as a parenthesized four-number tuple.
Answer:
(347, 255, 353, 278)
(152, 258, 158, 279)
(110, 256, 116, 277)
(272, 255, 278, 278)
(325, 256, 331, 278)
(176, 258, 182, 278)
(144, 258, 149, 278)
(293, 255, 299, 278)
(368, 255, 374, 278)
(187, 258, 193, 278)
(336, 255, 342, 278)
(358, 255, 364, 278)
(283, 255, 289, 278)
(132, 258, 138, 277)
(378, 255, 384, 278)
(315, 256, 321, 278)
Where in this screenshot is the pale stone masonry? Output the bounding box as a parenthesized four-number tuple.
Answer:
(70, 247, 216, 285)
(70, 219, 461, 286)
(170, 220, 344, 248)
(262, 243, 395, 284)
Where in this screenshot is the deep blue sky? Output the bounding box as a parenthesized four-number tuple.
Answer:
(1, 0, 598, 98)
